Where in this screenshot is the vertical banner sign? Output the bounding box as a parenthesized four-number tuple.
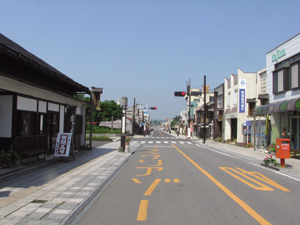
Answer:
(54, 133, 72, 157)
(239, 79, 246, 113)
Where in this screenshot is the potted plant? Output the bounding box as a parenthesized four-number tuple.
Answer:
(263, 155, 278, 166)
(245, 143, 253, 148)
(234, 139, 237, 145)
(124, 138, 131, 152)
(226, 139, 231, 143)
(268, 143, 276, 153)
(125, 138, 131, 145)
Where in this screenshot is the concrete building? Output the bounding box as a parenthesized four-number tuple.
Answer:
(262, 33, 300, 153)
(223, 69, 256, 145)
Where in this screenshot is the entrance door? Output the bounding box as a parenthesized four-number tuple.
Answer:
(231, 118, 237, 141)
(46, 112, 59, 154)
(290, 118, 298, 150)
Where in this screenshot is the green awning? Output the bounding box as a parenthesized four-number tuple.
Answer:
(279, 100, 289, 111)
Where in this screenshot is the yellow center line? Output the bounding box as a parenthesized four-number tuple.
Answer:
(137, 200, 148, 221)
(158, 131, 165, 137)
(144, 179, 161, 196)
(170, 143, 271, 225)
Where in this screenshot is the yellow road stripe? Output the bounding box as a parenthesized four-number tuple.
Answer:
(144, 179, 161, 196)
(173, 179, 180, 183)
(165, 179, 171, 183)
(140, 159, 144, 163)
(158, 131, 165, 137)
(137, 200, 148, 221)
(170, 143, 271, 225)
(132, 178, 141, 184)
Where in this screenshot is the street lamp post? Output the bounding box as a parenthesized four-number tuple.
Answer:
(120, 97, 128, 152)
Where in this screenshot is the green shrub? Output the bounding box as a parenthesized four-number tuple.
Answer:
(0, 147, 20, 168)
(93, 136, 111, 140)
(86, 126, 122, 134)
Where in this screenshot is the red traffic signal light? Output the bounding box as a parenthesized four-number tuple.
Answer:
(150, 107, 157, 110)
(174, 91, 186, 97)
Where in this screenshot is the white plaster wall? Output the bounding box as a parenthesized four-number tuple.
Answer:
(17, 96, 37, 112)
(0, 95, 13, 137)
(48, 103, 59, 112)
(76, 107, 81, 115)
(59, 105, 65, 133)
(38, 101, 47, 113)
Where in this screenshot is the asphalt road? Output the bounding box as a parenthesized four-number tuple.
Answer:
(76, 131, 300, 225)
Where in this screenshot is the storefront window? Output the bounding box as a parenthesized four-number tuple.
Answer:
(290, 62, 299, 89)
(39, 114, 46, 135)
(17, 111, 37, 136)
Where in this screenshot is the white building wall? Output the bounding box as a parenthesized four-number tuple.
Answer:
(266, 33, 300, 103)
(0, 95, 13, 138)
(224, 69, 257, 144)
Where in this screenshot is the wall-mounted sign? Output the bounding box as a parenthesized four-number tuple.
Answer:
(54, 133, 72, 157)
(239, 89, 245, 113)
(272, 49, 286, 63)
(239, 79, 246, 89)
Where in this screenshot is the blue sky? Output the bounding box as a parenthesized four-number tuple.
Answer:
(1, 0, 300, 120)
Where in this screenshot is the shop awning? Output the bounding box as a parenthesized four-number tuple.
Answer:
(253, 98, 300, 116)
(261, 105, 269, 114)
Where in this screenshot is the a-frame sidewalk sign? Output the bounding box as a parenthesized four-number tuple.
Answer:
(53, 133, 75, 162)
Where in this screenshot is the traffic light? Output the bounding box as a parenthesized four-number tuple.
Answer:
(174, 91, 186, 97)
(150, 107, 157, 110)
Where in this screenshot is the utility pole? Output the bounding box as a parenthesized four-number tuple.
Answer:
(133, 98, 136, 135)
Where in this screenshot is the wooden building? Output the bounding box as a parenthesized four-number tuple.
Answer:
(0, 34, 90, 154)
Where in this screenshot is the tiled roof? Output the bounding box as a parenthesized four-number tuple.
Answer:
(0, 33, 89, 93)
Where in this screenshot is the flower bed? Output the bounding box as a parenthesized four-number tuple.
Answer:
(263, 155, 278, 166)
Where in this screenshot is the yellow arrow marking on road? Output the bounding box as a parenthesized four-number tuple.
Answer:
(220, 167, 274, 191)
(236, 168, 290, 192)
(171, 143, 271, 225)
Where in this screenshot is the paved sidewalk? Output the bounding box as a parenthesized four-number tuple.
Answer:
(0, 141, 140, 225)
